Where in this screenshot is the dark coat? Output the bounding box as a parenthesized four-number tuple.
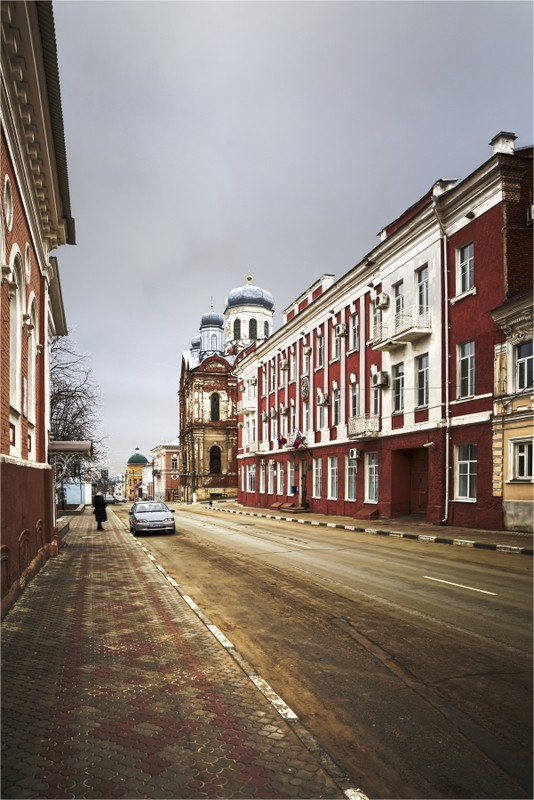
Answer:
(92, 495, 108, 522)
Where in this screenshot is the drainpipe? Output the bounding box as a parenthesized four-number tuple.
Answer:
(432, 192, 451, 524)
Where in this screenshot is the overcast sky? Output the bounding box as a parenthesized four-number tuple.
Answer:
(52, 0, 533, 476)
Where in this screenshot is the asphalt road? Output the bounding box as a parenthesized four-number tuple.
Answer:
(113, 504, 533, 800)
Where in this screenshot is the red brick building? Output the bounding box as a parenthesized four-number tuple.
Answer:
(235, 133, 533, 532)
(1, 1, 75, 616)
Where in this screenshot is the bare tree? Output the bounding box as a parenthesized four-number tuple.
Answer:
(49, 336, 107, 491)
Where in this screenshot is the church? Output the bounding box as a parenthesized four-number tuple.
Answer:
(178, 276, 274, 502)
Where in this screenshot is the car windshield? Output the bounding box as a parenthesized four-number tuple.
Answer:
(135, 503, 168, 514)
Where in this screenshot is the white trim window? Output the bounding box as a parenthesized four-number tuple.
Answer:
(416, 353, 429, 408)
(516, 341, 533, 391)
(417, 265, 429, 313)
(350, 382, 360, 418)
(333, 332, 340, 360)
(366, 452, 379, 502)
(456, 444, 477, 500)
(259, 462, 266, 493)
(346, 454, 357, 500)
(393, 362, 404, 412)
(333, 389, 341, 425)
(313, 457, 322, 497)
(303, 401, 310, 433)
(277, 462, 284, 495)
(350, 313, 359, 351)
(328, 456, 338, 499)
(287, 461, 295, 495)
(246, 463, 256, 492)
(317, 333, 324, 367)
(458, 242, 474, 294)
(458, 341, 475, 398)
(511, 439, 533, 481)
(268, 461, 275, 494)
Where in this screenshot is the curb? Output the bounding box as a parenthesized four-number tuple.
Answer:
(206, 506, 533, 556)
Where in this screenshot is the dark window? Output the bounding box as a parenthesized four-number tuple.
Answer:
(234, 318, 241, 340)
(264, 321, 269, 338)
(210, 445, 222, 474)
(249, 318, 258, 339)
(211, 393, 220, 421)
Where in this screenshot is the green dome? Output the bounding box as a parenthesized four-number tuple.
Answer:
(127, 450, 149, 466)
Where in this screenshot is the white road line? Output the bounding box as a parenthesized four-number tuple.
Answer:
(345, 789, 370, 800)
(248, 675, 298, 719)
(207, 624, 235, 648)
(424, 576, 497, 595)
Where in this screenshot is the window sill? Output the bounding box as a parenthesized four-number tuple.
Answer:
(452, 498, 477, 503)
(450, 287, 477, 305)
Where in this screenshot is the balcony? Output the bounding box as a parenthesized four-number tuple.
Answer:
(372, 306, 431, 350)
(348, 414, 380, 438)
(237, 396, 256, 413)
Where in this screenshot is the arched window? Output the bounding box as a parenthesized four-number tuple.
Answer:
(249, 318, 258, 340)
(233, 318, 241, 340)
(210, 393, 220, 421)
(210, 445, 222, 474)
(264, 321, 269, 338)
(9, 254, 23, 411)
(210, 333, 218, 351)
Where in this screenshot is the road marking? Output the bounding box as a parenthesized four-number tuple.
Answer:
(424, 576, 497, 595)
(207, 624, 234, 648)
(248, 675, 298, 719)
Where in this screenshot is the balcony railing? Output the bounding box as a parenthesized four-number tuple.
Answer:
(348, 414, 380, 438)
(237, 396, 256, 413)
(372, 306, 431, 350)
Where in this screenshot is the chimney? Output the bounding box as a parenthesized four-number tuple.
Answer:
(489, 131, 517, 155)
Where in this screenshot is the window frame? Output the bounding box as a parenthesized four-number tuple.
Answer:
(458, 340, 475, 398)
(458, 242, 474, 295)
(456, 444, 477, 501)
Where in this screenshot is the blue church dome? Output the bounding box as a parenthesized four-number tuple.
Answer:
(200, 311, 224, 328)
(225, 275, 274, 311)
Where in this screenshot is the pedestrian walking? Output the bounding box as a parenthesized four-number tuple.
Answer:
(92, 492, 107, 531)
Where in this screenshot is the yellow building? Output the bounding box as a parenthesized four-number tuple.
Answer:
(492, 293, 533, 532)
(126, 449, 149, 502)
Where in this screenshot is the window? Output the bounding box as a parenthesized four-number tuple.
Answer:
(270, 361, 275, 392)
(290, 403, 296, 433)
(171, 455, 178, 470)
(350, 382, 360, 418)
(333, 332, 340, 360)
(456, 444, 477, 500)
(394, 281, 404, 315)
(372, 304, 381, 341)
(458, 243, 474, 294)
(303, 401, 309, 432)
(318, 403, 326, 429)
(350, 313, 359, 351)
(317, 334, 324, 367)
(277, 462, 284, 495)
(516, 341, 533, 390)
(366, 452, 379, 502)
(512, 440, 533, 480)
(417, 265, 429, 313)
(209, 445, 222, 474)
(328, 456, 338, 499)
(233, 318, 241, 340)
(416, 353, 429, 407)
(210, 393, 220, 421)
(459, 341, 475, 398)
(313, 458, 322, 497)
(259, 462, 266, 493)
(346, 455, 357, 500)
(268, 462, 275, 494)
(249, 318, 258, 340)
(247, 464, 256, 492)
(393, 362, 404, 412)
(333, 389, 341, 425)
(264, 321, 269, 338)
(371, 386, 380, 417)
(287, 462, 295, 495)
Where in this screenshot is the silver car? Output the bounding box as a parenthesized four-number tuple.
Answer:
(129, 501, 176, 535)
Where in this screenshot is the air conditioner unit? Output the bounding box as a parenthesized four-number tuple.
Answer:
(317, 392, 329, 406)
(374, 292, 390, 310)
(280, 358, 289, 370)
(280, 405, 288, 416)
(335, 323, 348, 336)
(250, 378, 257, 385)
(371, 371, 389, 388)
(303, 345, 312, 355)
(261, 411, 268, 422)
(269, 408, 277, 419)
(349, 448, 361, 460)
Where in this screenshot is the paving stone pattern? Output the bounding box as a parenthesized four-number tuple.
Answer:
(1, 512, 344, 799)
